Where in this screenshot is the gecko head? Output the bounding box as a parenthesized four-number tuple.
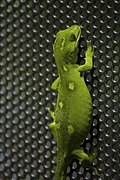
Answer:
(53, 25, 81, 64)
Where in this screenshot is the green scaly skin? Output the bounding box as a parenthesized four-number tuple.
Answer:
(49, 25, 98, 180)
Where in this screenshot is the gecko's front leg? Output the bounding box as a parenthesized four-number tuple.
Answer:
(77, 42, 94, 72)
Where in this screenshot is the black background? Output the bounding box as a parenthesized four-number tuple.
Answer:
(0, 0, 120, 179)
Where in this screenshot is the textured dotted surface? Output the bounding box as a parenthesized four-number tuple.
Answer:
(0, 0, 120, 180)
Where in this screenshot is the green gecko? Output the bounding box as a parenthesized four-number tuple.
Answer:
(49, 25, 98, 180)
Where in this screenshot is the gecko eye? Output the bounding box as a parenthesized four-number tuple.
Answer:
(70, 33, 77, 41)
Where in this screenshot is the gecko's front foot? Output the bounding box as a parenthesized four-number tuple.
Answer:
(85, 41, 94, 59)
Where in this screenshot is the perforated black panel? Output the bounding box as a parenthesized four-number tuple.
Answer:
(0, 1, 120, 180)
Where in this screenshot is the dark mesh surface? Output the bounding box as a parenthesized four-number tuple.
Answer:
(0, 0, 120, 180)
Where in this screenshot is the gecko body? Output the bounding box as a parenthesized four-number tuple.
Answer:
(49, 25, 98, 180)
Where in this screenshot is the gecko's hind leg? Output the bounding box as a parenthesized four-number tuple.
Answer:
(48, 109, 55, 122)
(72, 149, 99, 176)
(48, 109, 57, 139)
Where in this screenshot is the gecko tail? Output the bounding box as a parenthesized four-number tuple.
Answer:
(55, 151, 69, 180)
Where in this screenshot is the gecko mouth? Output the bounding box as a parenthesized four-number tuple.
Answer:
(76, 34, 80, 52)
(77, 31, 80, 41)
(70, 35, 80, 56)
(76, 31, 81, 51)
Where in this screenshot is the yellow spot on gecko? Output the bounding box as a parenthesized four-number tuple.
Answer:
(69, 83, 74, 90)
(56, 123, 61, 129)
(59, 101, 63, 108)
(63, 65, 67, 71)
(60, 37, 65, 52)
(67, 125, 75, 135)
